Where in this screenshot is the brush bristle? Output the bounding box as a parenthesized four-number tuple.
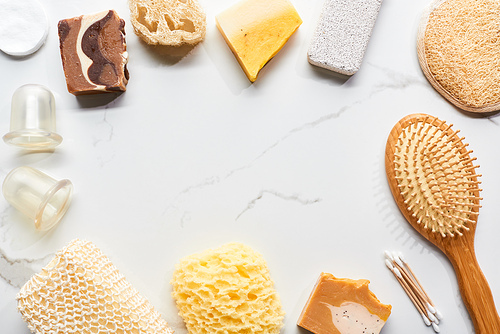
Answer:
(393, 115, 481, 237)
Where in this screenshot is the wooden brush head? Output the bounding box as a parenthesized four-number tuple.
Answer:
(385, 114, 482, 243)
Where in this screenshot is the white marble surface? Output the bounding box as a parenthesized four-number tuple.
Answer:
(1, 0, 500, 333)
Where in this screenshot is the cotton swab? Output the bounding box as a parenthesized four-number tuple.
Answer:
(385, 251, 441, 332)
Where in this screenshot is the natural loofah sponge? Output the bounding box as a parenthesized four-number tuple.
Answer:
(171, 242, 285, 334)
(17, 239, 174, 334)
(129, 0, 206, 46)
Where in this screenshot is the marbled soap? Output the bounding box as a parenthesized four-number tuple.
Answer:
(297, 273, 391, 334)
(58, 10, 129, 95)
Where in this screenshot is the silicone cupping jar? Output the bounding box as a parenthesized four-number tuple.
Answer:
(2, 166, 73, 231)
(3, 84, 62, 150)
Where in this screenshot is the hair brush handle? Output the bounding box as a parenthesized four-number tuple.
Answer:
(444, 238, 500, 333)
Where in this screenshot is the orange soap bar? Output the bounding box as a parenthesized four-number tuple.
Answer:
(297, 273, 391, 334)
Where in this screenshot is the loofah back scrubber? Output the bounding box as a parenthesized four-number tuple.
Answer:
(171, 242, 285, 334)
(417, 0, 500, 113)
(17, 239, 174, 334)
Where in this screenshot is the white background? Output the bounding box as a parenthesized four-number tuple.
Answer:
(1, 0, 500, 333)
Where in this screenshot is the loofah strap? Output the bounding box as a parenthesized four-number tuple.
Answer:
(17, 239, 174, 334)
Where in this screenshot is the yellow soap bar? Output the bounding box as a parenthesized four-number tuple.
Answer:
(216, 0, 302, 82)
(297, 273, 392, 334)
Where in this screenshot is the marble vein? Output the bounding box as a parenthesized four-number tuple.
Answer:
(235, 190, 321, 221)
(226, 108, 351, 180)
(368, 63, 428, 94)
(162, 177, 219, 222)
(227, 65, 428, 185)
(0, 206, 8, 229)
(175, 176, 221, 198)
(0, 206, 14, 244)
(93, 109, 114, 147)
(0, 246, 53, 288)
(165, 72, 422, 223)
(170, 102, 354, 205)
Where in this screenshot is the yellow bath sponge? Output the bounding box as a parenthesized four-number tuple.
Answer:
(171, 242, 285, 334)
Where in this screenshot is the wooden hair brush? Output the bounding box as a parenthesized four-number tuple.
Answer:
(385, 113, 500, 333)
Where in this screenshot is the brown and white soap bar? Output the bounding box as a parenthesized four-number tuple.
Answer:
(297, 273, 392, 334)
(58, 10, 129, 95)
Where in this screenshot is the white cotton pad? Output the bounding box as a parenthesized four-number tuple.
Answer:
(0, 0, 49, 56)
(308, 0, 383, 75)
